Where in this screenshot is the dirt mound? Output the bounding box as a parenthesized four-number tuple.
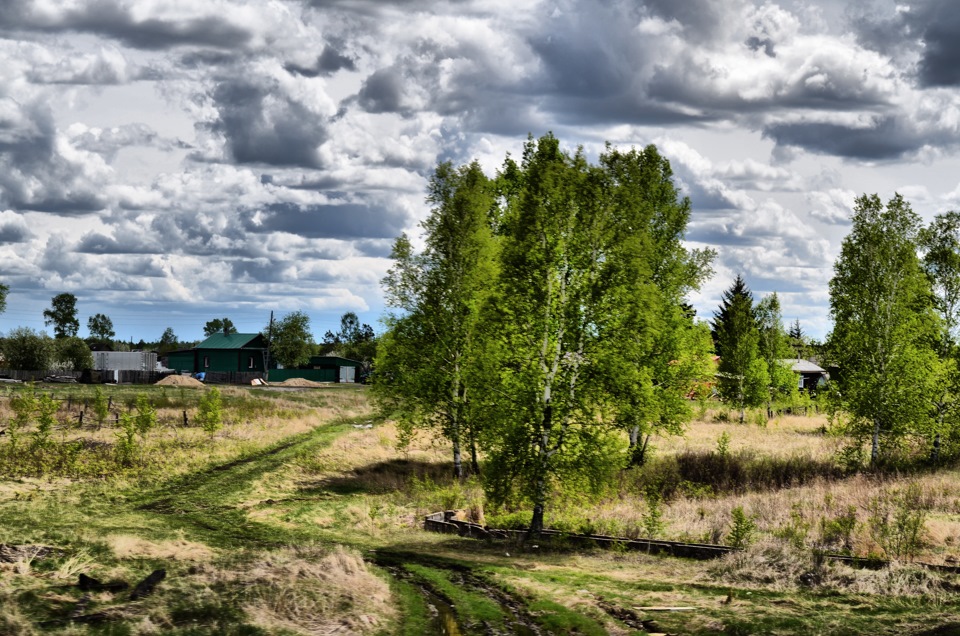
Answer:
(277, 378, 325, 387)
(155, 375, 205, 388)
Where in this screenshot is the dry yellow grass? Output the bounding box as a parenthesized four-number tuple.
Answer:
(240, 545, 395, 635)
(107, 535, 216, 562)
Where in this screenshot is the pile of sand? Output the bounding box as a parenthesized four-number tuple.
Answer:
(155, 375, 206, 388)
(277, 378, 325, 387)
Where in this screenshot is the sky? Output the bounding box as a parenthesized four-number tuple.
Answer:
(2, 0, 960, 343)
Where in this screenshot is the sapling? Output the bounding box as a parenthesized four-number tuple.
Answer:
(196, 387, 223, 435)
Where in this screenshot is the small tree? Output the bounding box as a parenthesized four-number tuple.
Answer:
(8, 384, 38, 452)
(196, 387, 223, 435)
(92, 386, 109, 428)
(134, 394, 157, 439)
(43, 293, 80, 339)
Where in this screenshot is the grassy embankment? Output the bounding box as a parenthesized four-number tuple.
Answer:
(1, 384, 960, 634)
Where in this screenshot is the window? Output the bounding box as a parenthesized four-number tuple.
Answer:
(204, 356, 210, 369)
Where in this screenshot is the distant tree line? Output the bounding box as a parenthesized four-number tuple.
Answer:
(0, 288, 378, 373)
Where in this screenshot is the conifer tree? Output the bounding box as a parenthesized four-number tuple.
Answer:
(712, 275, 768, 423)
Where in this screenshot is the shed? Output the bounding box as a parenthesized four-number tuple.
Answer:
(779, 358, 827, 392)
(269, 355, 362, 383)
(94, 351, 157, 372)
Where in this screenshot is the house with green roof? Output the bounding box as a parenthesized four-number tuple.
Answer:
(166, 333, 268, 374)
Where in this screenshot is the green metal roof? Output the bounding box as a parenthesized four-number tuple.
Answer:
(196, 333, 264, 350)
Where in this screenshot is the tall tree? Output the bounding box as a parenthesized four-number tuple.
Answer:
(787, 319, 809, 360)
(829, 194, 941, 465)
(481, 136, 709, 534)
(920, 211, 960, 349)
(158, 327, 178, 354)
(203, 318, 236, 337)
(268, 311, 314, 368)
(87, 313, 115, 342)
(712, 276, 769, 423)
(0, 281, 8, 315)
(919, 211, 960, 459)
(43, 293, 79, 339)
(591, 144, 715, 466)
(376, 161, 497, 479)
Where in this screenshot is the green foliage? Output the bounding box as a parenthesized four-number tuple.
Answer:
(641, 484, 665, 539)
(43, 292, 79, 339)
(86, 313, 115, 341)
(819, 505, 858, 553)
(867, 482, 929, 559)
(93, 386, 109, 427)
(31, 393, 58, 451)
(8, 383, 38, 450)
(376, 160, 498, 479)
(203, 317, 235, 337)
(773, 504, 810, 549)
(54, 336, 93, 371)
(829, 194, 942, 464)
(713, 276, 768, 419)
(114, 412, 139, 466)
(268, 311, 314, 368)
(727, 506, 757, 549)
(197, 387, 224, 435)
(134, 393, 157, 438)
(2, 326, 54, 370)
(716, 431, 731, 457)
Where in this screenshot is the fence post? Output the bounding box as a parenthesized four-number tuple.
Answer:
(183, 411, 188, 427)
(78, 411, 83, 426)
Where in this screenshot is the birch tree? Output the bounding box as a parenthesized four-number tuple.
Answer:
(829, 194, 940, 465)
(375, 161, 497, 479)
(482, 135, 710, 533)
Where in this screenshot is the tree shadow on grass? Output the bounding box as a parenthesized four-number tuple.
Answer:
(299, 458, 456, 496)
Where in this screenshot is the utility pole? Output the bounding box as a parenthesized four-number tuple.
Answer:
(264, 310, 274, 382)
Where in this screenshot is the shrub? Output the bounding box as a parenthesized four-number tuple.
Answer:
(196, 387, 223, 435)
(867, 482, 929, 560)
(727, 506, 757, 549)
(134, 393, 157, 438)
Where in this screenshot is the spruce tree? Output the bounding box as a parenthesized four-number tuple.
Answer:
(712, 275, 768, 423)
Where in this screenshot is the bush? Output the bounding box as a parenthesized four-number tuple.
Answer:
(196, 387, 223, 435)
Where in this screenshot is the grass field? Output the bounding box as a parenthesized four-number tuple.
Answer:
(1, 383, 959, 634)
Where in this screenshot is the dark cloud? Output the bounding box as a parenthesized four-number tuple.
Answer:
(853, 1, 960, 87)
(357, 68, 406, 114)
(746, 36, 776, 57)
(0, 0, 253, 50)
(763, 116, 926, 160)
(285, 45, 356, 77)
(201, 76, 328, 167)
(75, 232, 155, 255)
(0, 98, 106, 214)
(642, 0, 745, 41)
(241, 202, 406, 240)
(0, 221, 31, 244)
(230, 258, 293, 283)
